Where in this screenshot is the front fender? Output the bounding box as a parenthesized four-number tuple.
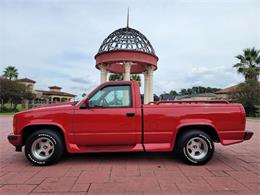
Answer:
(20, 121, 71, 152)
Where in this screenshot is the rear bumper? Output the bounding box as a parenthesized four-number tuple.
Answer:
(244, 131, 254, 141)
(7, 133, 22, 151)
(213, 130, 254, 145)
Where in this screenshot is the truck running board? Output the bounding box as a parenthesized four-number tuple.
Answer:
(76, 144, 144, 153)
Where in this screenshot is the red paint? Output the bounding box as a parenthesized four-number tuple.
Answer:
(95, 50, 158, 74)
(8, 81, 252, 153)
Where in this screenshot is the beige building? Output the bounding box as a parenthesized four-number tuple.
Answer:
(215, 82, 260, 100)
(214, 83, 260, 99)
(17, 78, 36, 92)
(214, 84, 239, 99)
(35, 86, 75, 103)
(18, 78, 76, 104)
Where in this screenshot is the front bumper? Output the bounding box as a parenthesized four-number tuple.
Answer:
(244, 131, 254, 141)
(7, 133, 22, 151)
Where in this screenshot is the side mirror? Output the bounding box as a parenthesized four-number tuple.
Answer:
(84, 98, 89, 105)
(80, 98, 89, 109)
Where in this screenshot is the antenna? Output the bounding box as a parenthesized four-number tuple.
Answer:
(126, 8, 129, 28)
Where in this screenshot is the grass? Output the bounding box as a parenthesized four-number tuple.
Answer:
(0, 103, 23, 116)
(246, 116, 260, 121)
(0, 112, 15, 116)
(2, 103, 22, 110)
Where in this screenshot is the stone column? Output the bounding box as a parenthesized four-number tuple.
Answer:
(24, 99, 29, 109)
(100, 64, 107, 83)
(123, 62, 132, 81)
(144, 71, 149, 104)
(144, 66, 155, 104)
(148, 66, 154, 102)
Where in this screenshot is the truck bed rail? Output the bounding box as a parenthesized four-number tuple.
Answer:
(148, 100, 229, 105)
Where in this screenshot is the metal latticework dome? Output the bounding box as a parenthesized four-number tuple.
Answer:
(98, 27, 155, 55)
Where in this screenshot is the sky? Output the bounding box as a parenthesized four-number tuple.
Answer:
(1, 0, 259, 98)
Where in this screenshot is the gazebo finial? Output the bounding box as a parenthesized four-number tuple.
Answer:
(126, 8, 129, 28)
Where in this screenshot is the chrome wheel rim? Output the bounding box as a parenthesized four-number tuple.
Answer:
(31, 137, 54, 160)
(186, 137, 208, 160)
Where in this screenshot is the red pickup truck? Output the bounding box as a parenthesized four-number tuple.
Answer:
(8, 81, 253, 166)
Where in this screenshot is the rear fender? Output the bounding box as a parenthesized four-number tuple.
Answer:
(173, 119, 219, 149)
(176, 119, 217, 132)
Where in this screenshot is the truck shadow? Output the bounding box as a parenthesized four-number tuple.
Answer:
(62, 151, 183, 164)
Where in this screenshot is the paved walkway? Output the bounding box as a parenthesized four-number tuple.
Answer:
(0, 116, 259, 194)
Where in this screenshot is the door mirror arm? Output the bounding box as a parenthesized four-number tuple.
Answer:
(80, 98, 90, 109)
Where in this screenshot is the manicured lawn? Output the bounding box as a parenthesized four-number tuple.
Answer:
(2, 103, 23, 110)
(0, 112, 15, 116)
(0, 103, 23, 116)
(246, 116, 260, 121)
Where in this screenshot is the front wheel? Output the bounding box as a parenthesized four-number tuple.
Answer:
(177, 130, 214, 165)
(25, 130, 64, 166)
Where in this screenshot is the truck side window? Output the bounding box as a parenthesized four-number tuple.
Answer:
(89, 85, 131, 108)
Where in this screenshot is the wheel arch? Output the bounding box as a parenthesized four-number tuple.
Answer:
(175, 124, 220, 148)
(22, 124, 67, 152)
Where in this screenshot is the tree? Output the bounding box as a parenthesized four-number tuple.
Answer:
(231, 80, 260, 116)
(153, 94, 160, 101)
(169, 90, 178, 96)
(3, 66, 18, 80)
(109, 74, 123, 81)
(130, 74, 141, 86)
(233, 48, 260, 81)
(109, 73, 141, 86)
(187, 88, 192, 95)
(179, 86, 220, 96)
(180, 89, 187, 95)
(0, 78, 34, 111)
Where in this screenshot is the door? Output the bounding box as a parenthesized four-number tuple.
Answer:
(73, 85, 137, 146)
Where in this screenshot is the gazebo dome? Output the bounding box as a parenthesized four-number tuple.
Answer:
(97, 27, 155, 55)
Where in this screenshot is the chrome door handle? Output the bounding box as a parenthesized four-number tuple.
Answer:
(126, 113, 135, 117)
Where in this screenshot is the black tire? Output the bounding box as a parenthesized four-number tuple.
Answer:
(24, 130, 64, 166)
(177, 130, 214, 165)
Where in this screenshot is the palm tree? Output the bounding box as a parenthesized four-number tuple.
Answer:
(233, 48, 260, 81)
(3, 66, 18, 80)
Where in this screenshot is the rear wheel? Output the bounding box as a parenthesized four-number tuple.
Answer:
(25, 130, 64, 166)
(177, 130, 214, 165)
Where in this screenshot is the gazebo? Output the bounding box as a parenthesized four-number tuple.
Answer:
(94, 25, 159, 104)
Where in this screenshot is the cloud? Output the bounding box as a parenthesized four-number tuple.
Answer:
(0, 0, 259, 97)
(71, 77, 91, 84)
